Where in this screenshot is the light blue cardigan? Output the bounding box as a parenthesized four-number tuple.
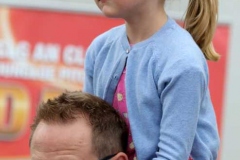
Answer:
(84, 17, 220, 160)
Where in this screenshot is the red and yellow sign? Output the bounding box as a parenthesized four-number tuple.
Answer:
(0, 7, 124, 159)
(0, 7, 229, 159)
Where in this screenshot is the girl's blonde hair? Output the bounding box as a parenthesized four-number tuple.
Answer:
(184, 0, 220, 61)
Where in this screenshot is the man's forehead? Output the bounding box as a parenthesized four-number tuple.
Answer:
(31, 119, 92, 146)
(30, 119, 95, 159)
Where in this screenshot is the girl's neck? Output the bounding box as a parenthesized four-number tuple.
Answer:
(125, 8, 167, 44)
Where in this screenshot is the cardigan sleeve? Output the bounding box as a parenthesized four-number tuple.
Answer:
(154, 63, 207, 160)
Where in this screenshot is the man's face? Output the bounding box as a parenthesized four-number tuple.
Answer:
(30, 118, 98, 160)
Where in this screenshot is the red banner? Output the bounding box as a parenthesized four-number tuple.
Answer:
(0, 7, 229, 159)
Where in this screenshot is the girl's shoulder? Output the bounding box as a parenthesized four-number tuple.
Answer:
(152, 18, 205, 63)
(153, 18, 198, 51)
(85, 24, 125, 62)
(149, 19, 208, 74)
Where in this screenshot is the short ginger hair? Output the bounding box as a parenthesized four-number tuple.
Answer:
(30, 91, 128, 159)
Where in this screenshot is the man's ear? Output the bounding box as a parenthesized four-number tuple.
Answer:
(112, 152, 128, 160)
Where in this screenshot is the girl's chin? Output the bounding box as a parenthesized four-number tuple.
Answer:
(102, 13, 119, 18)
(101, 8, 120, 18)
(98, 0, 107, 3)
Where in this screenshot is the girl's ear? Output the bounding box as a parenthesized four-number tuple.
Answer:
(112, 152, 128, 160)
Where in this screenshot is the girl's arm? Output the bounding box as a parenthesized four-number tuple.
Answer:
(154, 63, 219, 160)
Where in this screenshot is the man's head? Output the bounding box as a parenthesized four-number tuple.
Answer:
(30, 91, 129, 160)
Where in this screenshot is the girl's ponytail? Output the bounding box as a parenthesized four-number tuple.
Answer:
(184, 0, 220, 61)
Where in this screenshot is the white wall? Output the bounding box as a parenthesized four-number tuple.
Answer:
(0, 0, 239, 159)
(0, 0, 99, 13)
(219, 1, 240, 160)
